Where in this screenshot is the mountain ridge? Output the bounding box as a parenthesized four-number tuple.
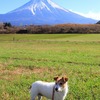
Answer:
(0, 0, 97, 25)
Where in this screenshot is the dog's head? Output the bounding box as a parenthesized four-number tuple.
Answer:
(54, 76, 68, 92)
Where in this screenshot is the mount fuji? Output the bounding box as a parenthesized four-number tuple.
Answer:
(0, 0, 96, 25)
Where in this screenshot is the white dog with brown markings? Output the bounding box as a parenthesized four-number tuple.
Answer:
(30, 76, 68, 100)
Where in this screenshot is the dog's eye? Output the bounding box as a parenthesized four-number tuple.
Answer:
(60, 83, 63, 85)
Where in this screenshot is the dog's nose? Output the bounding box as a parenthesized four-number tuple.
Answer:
(55, 87, 58, 91)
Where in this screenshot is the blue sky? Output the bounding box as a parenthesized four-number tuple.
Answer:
(0, 0, 100, 20)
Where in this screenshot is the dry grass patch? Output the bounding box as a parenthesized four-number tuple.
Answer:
(0, 66, 55, 81)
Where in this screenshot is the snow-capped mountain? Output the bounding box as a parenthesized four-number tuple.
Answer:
(0, 0, 96, 25)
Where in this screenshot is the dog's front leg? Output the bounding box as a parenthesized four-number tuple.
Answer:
(31, 96, 36, 100)
(38, 95, 42, 100)
(31, 98, 35, 100)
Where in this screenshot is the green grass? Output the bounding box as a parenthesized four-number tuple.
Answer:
(0, 34, 100, 100)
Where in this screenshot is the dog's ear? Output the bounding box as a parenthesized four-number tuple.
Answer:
(54, 76, 59, 81)
(62, 77, 68, 82)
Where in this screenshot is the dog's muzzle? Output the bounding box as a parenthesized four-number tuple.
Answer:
(55, 87, 59, 92)
(54, 84, 62, 92)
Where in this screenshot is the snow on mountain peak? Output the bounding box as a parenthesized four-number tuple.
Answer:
(47, 0, 69, 12)
(8, 0, 69, 15)
(27, 0, 53, 15)
(28, 0, 69, 15)
(29, 0, 52, 15)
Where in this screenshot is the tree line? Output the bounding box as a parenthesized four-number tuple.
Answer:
(0, 22, 100, 34)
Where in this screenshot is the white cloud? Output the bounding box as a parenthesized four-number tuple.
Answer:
(78, 12, 100, 20)
(70, 10, 100, 20)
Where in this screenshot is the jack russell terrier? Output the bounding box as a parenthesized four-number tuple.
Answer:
(30, 76, 68, 100)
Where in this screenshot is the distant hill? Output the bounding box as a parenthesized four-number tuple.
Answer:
(96, 21, 100, 24)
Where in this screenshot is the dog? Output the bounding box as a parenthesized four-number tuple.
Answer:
(30, 76, 68, 100)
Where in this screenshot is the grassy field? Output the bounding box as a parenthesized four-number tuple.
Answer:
(0, 34, 100, 100)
